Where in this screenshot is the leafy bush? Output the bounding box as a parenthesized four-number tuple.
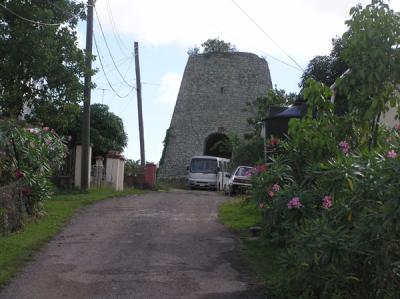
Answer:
(124, 159, 141, 177)
(0, 120, 67, 215)
(249, 81, 400, 297)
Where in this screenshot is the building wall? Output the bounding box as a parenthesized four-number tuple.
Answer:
(381, 106, 398, 128)
(158, 52, 272, 180)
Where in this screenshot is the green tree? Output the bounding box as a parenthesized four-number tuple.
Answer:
(201, 38, 236, 53)
(69, 104, 127, 159)
(339, 0, 400, 147)
(0, 0, 88, 130)
(300, 38, 348, 89)
(245, 88, 296, 136)
(187, 39, 236, 55)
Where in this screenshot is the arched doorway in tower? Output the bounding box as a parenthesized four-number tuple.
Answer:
(203, 133, 232, 159)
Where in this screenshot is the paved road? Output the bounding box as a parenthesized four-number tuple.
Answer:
(0, 190, 264, 299)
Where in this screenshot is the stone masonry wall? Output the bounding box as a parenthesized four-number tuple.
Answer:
(158, 52, 272, 181)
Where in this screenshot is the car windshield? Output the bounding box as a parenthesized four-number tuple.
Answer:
(235, 167, 253, 176)
(190, 158, 217, 173)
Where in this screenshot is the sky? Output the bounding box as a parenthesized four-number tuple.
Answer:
(78, 0, 400, 164)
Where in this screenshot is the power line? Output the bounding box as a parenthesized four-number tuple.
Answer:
(94, 6, 136, 89)
(105, 0, 131, 55)
(230, 0, 304, 72)
(0, 2, 71, 26)
(254, 49, 302, 72)
(93, 56, 133, 80)
(93, 32, 136, 99)
(44, 0, 83, 20)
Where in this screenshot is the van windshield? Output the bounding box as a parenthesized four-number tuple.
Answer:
(190, 158, 217, 173)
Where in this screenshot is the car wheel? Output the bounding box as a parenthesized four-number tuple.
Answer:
(224, 185, 229, 196)
(229, 185, 235, 196)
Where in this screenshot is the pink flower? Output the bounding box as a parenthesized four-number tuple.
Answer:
(269, 137, 280, 146)
(255, 164, 267, 173)
(339, 140, 350, 155)
(268, 191, 275, 198)
(322, 195, 333, 209)
(394, 123, 400, 132)
(43, 127, 49, 132)
(15, 170, 24, 179)
(387, 150, 397, 159)
(28, 128, 38, 134)
(21, 187, 31, 196)
(288, 197, 303, 209)
(259, 202, 265, 209)
(272, 183, 281, 192)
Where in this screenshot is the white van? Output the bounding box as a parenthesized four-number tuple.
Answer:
(187, 156, 230, 190)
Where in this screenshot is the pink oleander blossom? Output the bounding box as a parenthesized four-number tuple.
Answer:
(255, 164, 267, 174)
(270, 137, 280, 146)
(322, 195, 333, 209)
(28, 128, 38, 134)
(272, 183, 281, 192)
(288, 197, 302, 209)
(268, 191, 275, 198)
(15, 170, 24, 179)
(339, 140, 350, 155)
(394, 123, 400, 132)
(259, 202, 265, 209)
(21, 187, 31, 196)
(43, 127, 49, 132)
(387, 150, 397, 159)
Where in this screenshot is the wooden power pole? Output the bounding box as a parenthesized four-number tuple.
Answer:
(134, 41, 146, 167)
(81, 0, 94, 191)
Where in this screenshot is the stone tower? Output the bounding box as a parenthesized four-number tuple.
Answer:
(158, 52, 272, 183)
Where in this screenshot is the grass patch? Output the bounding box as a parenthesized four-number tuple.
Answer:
(219, 197, 262, 232)
(219, 197, 283, 296)
(0, 187, 142, 288)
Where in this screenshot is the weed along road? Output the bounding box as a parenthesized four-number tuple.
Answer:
(0, 190, 264, 299)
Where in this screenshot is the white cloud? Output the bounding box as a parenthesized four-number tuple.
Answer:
(156, 72, 183, 105)
(76, 30, 85, 50)
(94, 0, 399, 67)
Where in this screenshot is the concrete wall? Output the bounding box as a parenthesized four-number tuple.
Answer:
(158, 52, 272, 180)
(74, 145, 92, 189)
(381, 106, 398, 128)
(106, 157, 125, 191)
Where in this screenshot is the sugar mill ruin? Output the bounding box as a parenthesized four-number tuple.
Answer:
(158, 51, 272, 183)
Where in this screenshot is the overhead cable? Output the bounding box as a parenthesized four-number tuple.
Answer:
(231, 0, 304, 72)
(105, 0, 131, 55)
(0, 2, 70, 26)
(94, 6, 136, 89)
(93, 32, 136, 99)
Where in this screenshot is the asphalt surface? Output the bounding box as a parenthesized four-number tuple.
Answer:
(0, 189, 265, 299)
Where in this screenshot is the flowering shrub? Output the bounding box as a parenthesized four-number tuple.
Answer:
(250, 121, 400, 298)
(287, 197, 302, 209)
(0, 120, 67, 215)
(248, 77, 400, 297)
(339, 140, 351, 155)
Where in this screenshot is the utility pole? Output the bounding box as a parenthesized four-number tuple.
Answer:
(81, 0, 94, 191)
(134, 41, 146, 167)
